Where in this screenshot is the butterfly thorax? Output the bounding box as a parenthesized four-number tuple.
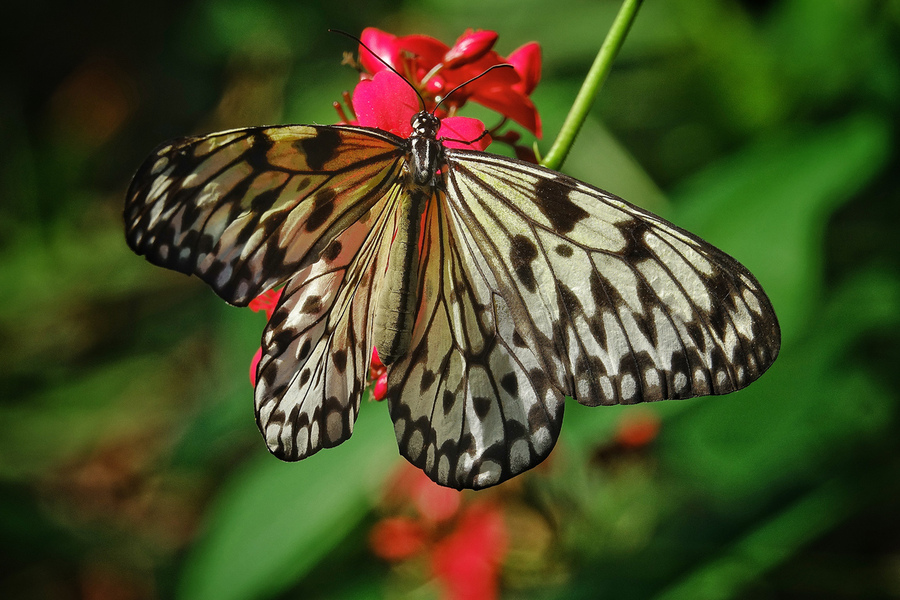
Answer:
(407, 112, 443, 187)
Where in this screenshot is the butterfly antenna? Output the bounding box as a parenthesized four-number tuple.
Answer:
(433, 64, 514, 114)
(328, 29, 427, 111)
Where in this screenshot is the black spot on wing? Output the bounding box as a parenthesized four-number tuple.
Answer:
(533, 176, 589, 234)
(473, 396, 491, 420)
(305, 188, 337, 233)
(420, 370, 436, 392)
(555, 243, 573, 257)
(332, 349, 347, 373)
(245, 132, 276, 170)
(500, 373, 518, 396)
(297, 128, 342, 171)
(618, 219, 656, 262)
(512, 330, 527, 348)
(510, 234, 538, 293)
(300, 295, 323, 314)
(322, 239, 342, 262)
(558, 283, 581, 316)
(298, 339, 312, 361)
(443, 390, 455, 415)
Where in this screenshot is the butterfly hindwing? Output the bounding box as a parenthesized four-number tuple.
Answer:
(385, 188, 565, 489)
(255, 181, 405, 459)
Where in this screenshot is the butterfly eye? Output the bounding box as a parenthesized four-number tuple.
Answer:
(410, 112, 440, 137)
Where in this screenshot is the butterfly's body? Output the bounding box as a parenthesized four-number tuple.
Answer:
(372, 175, 427, 365)
(372, 112, 443, 365)
(126, 110, 779, 490)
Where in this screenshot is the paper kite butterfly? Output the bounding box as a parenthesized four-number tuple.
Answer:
(125, 49, 780, 490)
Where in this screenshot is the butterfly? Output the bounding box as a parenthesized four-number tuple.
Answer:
(125, 69, 780, 490)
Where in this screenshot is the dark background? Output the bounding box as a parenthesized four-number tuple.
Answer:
(2, 0, 899, 598)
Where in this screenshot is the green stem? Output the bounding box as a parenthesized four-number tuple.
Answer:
(541, 0, 644, 171)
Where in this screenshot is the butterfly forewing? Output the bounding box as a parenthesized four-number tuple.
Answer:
(444, 149, 780, 408)
(125, 125, 405, 305)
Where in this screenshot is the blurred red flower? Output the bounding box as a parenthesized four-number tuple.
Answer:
(431, 504, 507, 600)
(615, 410, 661, 448)
(370, 465, 508, 600)
(248, 289, 282, 386)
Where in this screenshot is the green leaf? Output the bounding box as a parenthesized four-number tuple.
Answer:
(653, 474, 886, 600)
(671, 113, 891, 340)
(178, 399, 399, 600)
(659, 268, 900, 504)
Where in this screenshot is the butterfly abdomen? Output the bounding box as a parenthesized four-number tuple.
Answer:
(373, 187, 428, 365)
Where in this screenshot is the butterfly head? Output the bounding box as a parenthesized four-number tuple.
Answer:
(411, 112, 441, 140)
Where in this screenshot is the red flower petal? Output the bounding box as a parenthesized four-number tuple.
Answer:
(373, 371, 388, 401)
(248, 288, 281, 318)
(249, 347, 262, 386)
(441, 52, 520, 103)
(351, 72, 490, 149)
(371, 347, 384, 370)
(439, 116, 490, 151)
(506, 42, 542, 95)
(469, 84, 542, 137)
(397, 34, 450, 82)
(370, 517, 427, 561)
(359, 27, 401, 74)
(352, 71, 419, 135)
(443, 30, 498, 69)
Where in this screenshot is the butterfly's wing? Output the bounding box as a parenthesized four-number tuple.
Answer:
(384, 183, 567, 489)
(386, 149, 780, 489)
(256, 179, 406, 459)
(126, 124, 407, 459)
(125, 125, 405, 305)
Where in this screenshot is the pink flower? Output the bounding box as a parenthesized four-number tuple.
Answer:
(442, 30, 499, 69)
(372, 371, 388, 401)
(370, 348, 388, 401)
(352, 70, 491, 151)
(506, 42, 542, 95)
(358, 27, 542, 137)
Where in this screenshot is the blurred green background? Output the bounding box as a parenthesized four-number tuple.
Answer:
(2, 0, 900, 598)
